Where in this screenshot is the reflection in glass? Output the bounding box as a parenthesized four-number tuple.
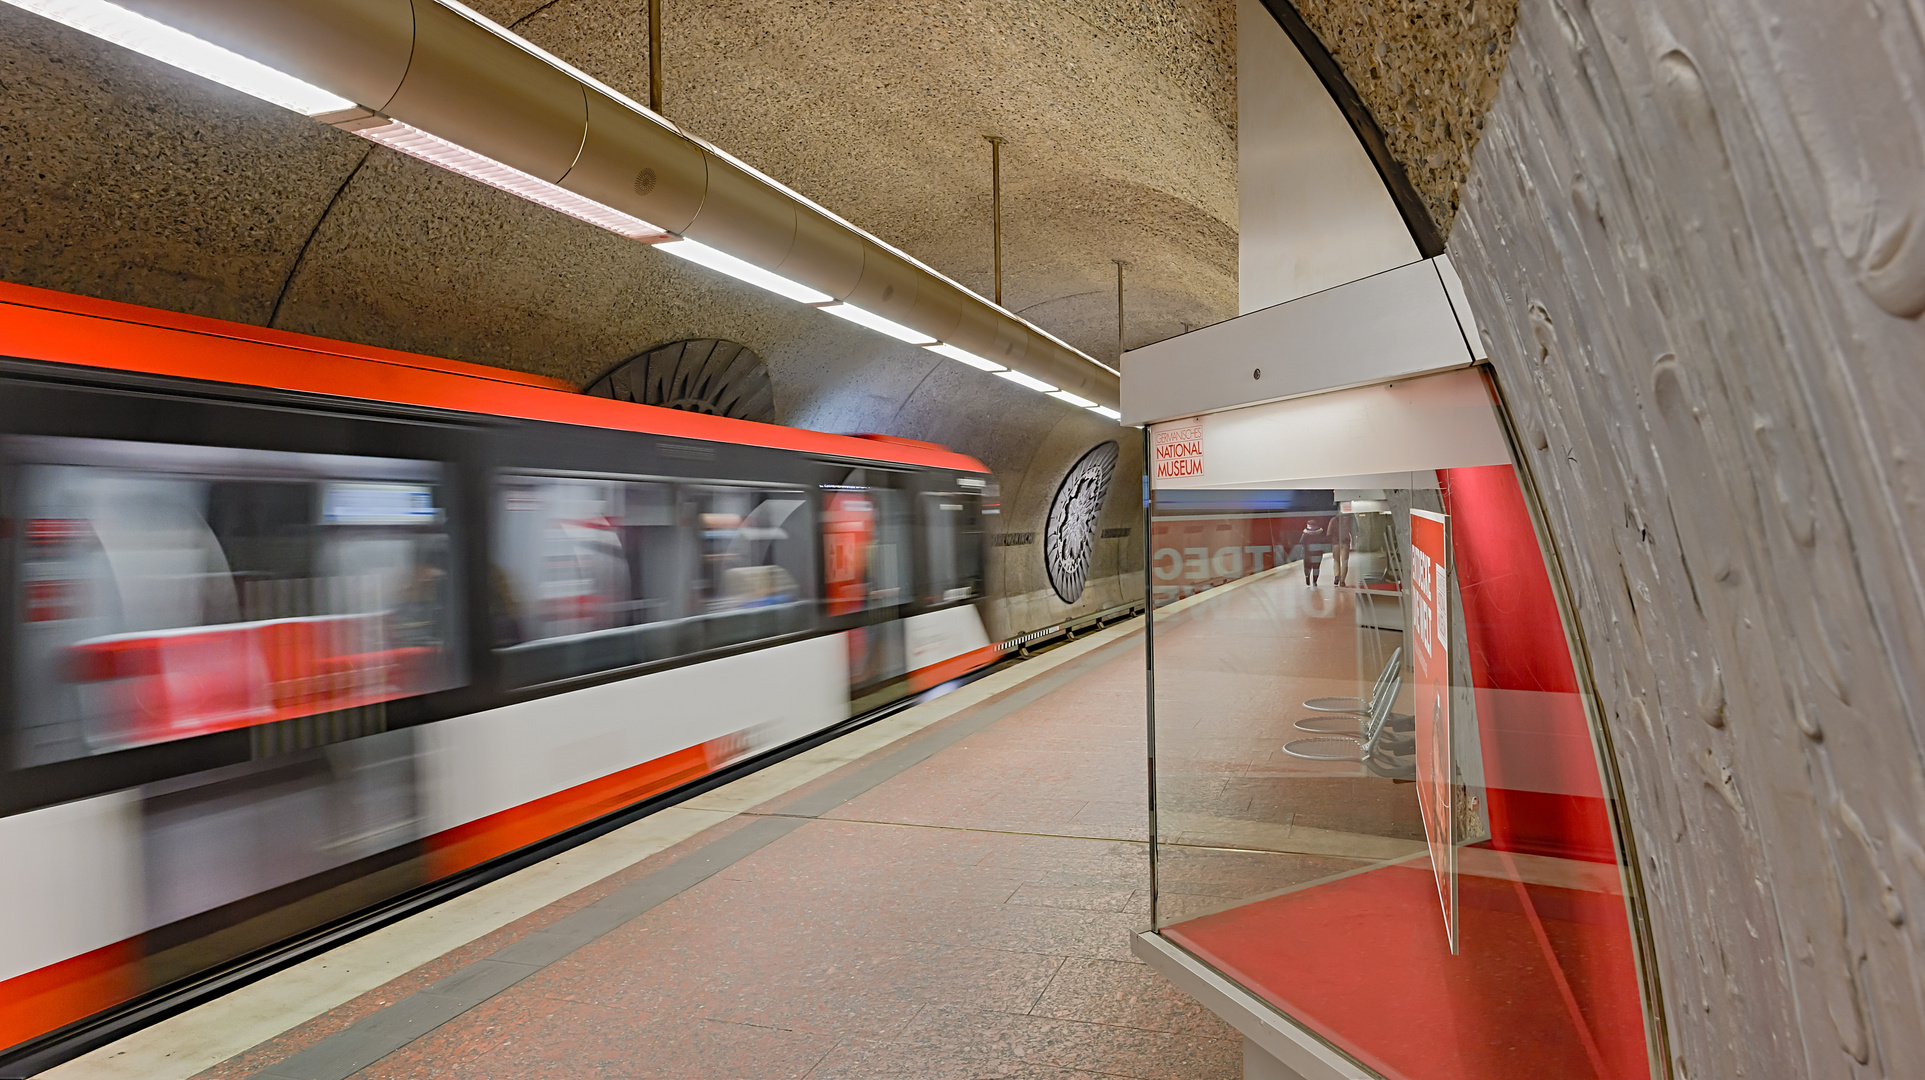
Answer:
(824, 472, 911, 707)
(822, 478, 908, 616)
(1149, 467, 1652, 1080)
(494, 476, 680, 644)
(689, 485, 809, 613)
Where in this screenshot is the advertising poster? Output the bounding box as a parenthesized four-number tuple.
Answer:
(1408, 508, 1458, 953)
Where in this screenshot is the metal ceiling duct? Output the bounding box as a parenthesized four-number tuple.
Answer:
(113, 0, 1119, 407)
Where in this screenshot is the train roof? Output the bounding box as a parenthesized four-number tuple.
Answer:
(0, 281, 991, 476)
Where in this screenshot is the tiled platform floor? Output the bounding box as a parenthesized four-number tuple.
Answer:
(183, 622, 1244, 1080)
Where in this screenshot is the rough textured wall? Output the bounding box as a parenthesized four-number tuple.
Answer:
(1291, 0, 1518, 234)
(1451, 0, 1925, 1075)
(0, 0, 1212, 636)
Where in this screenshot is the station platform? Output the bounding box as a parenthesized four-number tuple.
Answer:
(45, 615, 1240, 1080)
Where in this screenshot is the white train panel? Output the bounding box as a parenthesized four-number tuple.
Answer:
(0, 792, 142, 983)
(904, 605, 993, 675)
(420, 633, 850, 834)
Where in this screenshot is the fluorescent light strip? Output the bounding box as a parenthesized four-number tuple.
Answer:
(1089, 405, 1122, 421)
(354, 119, 668, 241)
(822, 303, 938, 345)
(5, 0, 354, 115)
(994, 369, 1057, 393)
(655, 238, 832, 304)
(925, 343, 1004, 371)
(1049, 390, 1096, 408)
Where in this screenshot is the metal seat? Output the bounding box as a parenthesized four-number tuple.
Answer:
(1280, 734, 1366, 761)
(1294, 648, 1401, 729)
(1286, 665, 1404, 762)
(1302, 695, 1370, 713)
(1292, 713, 1365, 734)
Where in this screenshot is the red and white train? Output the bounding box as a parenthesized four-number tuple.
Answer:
(0, 281, 997, 1054)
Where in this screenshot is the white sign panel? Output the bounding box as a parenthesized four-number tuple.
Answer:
(1150, 368, 1508, 490)
(1152, 423, 1205, 481)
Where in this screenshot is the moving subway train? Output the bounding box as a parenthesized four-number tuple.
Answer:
(0, 282, 996, 1054)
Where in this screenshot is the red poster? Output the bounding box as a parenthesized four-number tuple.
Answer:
(1408, 508, 1457, 952)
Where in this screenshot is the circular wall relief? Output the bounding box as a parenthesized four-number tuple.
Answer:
(1044, 440, 1120, 604)
(584, 339, 775, 423)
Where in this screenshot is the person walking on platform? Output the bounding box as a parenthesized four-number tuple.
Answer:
(1296, 516, 1327, 585)
(1332, 512, 1355, 587)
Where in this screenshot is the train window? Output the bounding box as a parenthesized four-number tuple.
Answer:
(920, 491, 984, 605)
(493, 477, 814, 686)
(493, 476, 681, 642)
(823, 473, 910, 617)
(492, 475, 689, 685)
(10, 436, 462, 768)
(685, 486, 815, 647)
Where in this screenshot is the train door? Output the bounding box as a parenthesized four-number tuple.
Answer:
(822, 469, 911, 711)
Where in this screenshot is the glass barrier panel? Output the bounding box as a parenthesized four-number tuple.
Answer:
(1149, 466, 1653, 1080)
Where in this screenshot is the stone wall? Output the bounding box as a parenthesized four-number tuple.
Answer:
(1450, 0, 1925, 1075)
(1289, 0, 1518, 234)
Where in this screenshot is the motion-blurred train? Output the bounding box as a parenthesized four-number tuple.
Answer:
(0, 281, 996, 1054)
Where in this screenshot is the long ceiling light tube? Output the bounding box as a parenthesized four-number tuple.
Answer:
(926, 343, 1122, 421)
(655, 239, 834, 304)
(925, 343, 1004, 372)
(4, 0, 352, 114)
(822, 303, 938, 346)
(994, 369, 1058, 393)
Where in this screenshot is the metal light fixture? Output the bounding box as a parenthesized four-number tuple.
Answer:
(353, 119, 669, 241)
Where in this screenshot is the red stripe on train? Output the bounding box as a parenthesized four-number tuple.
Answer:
(422, 736, 741, 880)
(0, 940, 141, 1051)
(905, 644, 1000, 694)
(0, 281, 989, 475)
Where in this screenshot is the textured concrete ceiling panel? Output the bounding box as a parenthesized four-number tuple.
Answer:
(500, 0, 1239, 362)
(1289, 0, 1519, 234)
(1453, 0, 1925, 1066)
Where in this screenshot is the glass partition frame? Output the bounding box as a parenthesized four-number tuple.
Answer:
(1140, 372, 1670, 1080)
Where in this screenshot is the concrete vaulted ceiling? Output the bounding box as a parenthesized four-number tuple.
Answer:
(599, 0, 1244, 352)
